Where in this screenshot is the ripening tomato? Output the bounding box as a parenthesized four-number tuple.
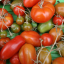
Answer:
(44, 0, 56, 5)
(0, 37, 10, 48)
(10, 53, 21, 64)
(41, 33, 53, 46)
(49, 28, 63, 43)
(31, 1, 55, 23)
(20, 31, 41, 47)
(13, 6, 25, 16)
(53, 15, 63, 25)
(52, 57, 64, 64)
(0, 13, 13, 30)
(19, 44, 36, 64)
(23, 0, 40, 7)
(55, 3, 64, 17)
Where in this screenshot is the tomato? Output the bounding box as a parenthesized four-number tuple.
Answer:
(13, 6, 25, 16)
(30, 1, 55, 23)
(44, 0, 56, 5)
(38, 48, 52, 64)
(10, 0, 23, 10)
(0, 35, 25, 60)
(0, 8, 8, 16)
(41, 33, 53, 46)
(0, 13, 13, 30)
(57, 41, 64, 57)
(53, 15, 63, 25)
(19, 44, 36, 64)
(0, 30, 7, 38)
(11, 23, 21, 33)
(23, 0, 40, 7)
(23, 22, 32, 31)
(49, 28, 63, 43)
(24, 14, 31, 23)
(55, 3, 64, 17)
(10, 53, 21, 64)
(52, 57, 64, 64)
(0, 37, 10, 48)
(20, 31, 41, 47)
(16, 16, 24, 25)
(37, 19, 54, 33)
(0, 60, 6, 64)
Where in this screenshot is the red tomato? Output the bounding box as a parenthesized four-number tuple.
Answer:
(30, 1, 55, 23)
(0, 13, 13, 30)
(53, 15, 63, 25)
(0, 37, 10, 48)
(0, 60, 6, 64)
(52, 57, 64, 64)
(49, 28, 63, 43)
(41, 33, 53, 46)
(20, 31, 41, 47)
(0, 35, 25, 60)
(44, 0, 56, 5)
(19, 44, 36, 64)
(10, 53, 21, 64)
(13, 6, 25, 16)
(23, 0, 40, 7)
(0, 8, 8, 16)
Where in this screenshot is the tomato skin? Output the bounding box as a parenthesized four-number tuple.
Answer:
(0, 60, 6, 64)
(49, 28, 63, 43)
(10, 53, 21, 64)
(0, 13, 13, 30)
(52, 57, 64, 64)
(19, 44, 36, 64)
(0, 37, 10, 48)
(30, 1, 55, 23)
(41, 33, 53, 46)
(20, 31, 41, 47)
(23, 0, 40, 7)
(44, 0, 56, 5)
(0, 35, 25, 60)
(53, 15, 63, 25)
(0, 8, 8, 16)
(13, 6, 25, 16)
(55, 3, 64, 17)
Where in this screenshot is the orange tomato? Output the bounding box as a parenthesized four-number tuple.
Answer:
(49, 28, 63, 43)
(30, 1, 55, 23)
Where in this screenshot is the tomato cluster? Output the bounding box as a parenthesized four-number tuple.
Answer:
(0, 0, 64, 64)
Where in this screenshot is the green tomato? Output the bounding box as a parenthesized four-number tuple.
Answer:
(37, 19, 54, 33)
(31, 22, 37, 28)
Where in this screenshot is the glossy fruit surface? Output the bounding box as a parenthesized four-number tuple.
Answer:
(19, 44, 36, 64)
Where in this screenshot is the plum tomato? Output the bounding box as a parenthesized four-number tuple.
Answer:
(53, 15, 63, 25)
(52, 57, 64, 64)
(41, 33, 53, 46)
(23, 0, 40, 7)
(19, 44, 36, 64)
(49, 28, 63, 43)
(13, 6, 25, 16)
(20, 31, 41, 47)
